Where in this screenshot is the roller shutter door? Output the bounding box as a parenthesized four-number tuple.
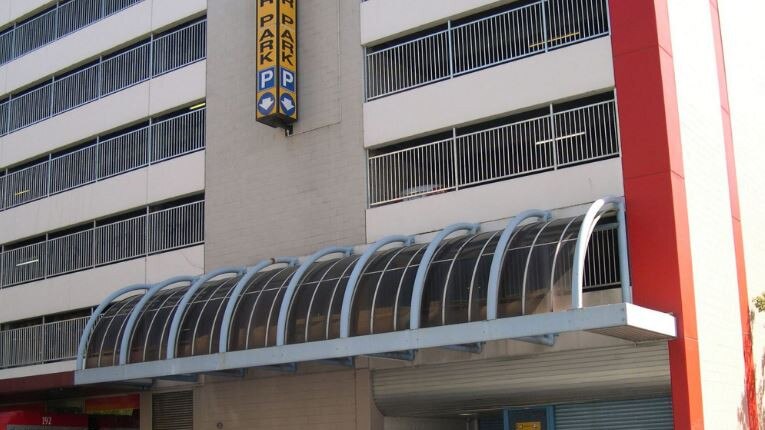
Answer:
(152, 391, 193, 430)
(373, 343, 670, 416)
(555, 397, 673, 430)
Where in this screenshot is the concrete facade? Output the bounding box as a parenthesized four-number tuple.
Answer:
(0, 0, 761, 429)
(204, 0, 366, 267)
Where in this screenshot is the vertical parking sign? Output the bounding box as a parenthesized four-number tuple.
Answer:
(256, 0, 298, 128)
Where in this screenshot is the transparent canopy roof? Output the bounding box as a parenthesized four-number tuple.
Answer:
(84, 213, 621, 369)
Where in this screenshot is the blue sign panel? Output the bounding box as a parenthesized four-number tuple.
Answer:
(258, 67, 276, 91)
(280, 68, 296, 92)
(257, 93, 276, 115)
(279, 93, 296, 116)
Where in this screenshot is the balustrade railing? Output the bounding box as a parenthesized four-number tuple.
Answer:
(368, 99, 618, 206)
(0, 0, 144, 66)
(0, 200, 204, 288)
(0, 18, 206, 135)
(0, 316, 89, 369)
(0, 107, 205, 211)
(365, 0, 609, 99)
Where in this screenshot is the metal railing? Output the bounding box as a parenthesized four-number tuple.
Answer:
(583, 224, 620, 290)
(0, 18, 206, 135)
(0, 107, 205, 211)
(367, 99, 618, 206)
(0, 315, 88, 369)
(0, 0, 144, 65)
(365, 0, 609, 99)
(0, 200, 204, 288)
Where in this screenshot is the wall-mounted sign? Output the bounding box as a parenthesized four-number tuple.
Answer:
(256, 0, 297, 130)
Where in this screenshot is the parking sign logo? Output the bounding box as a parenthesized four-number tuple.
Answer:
(258, 67, 276, 91)
(280, 68, 295, 92)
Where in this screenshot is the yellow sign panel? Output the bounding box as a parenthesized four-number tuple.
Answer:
(515, 422, 541, 430)
(256, 0, 297, 128)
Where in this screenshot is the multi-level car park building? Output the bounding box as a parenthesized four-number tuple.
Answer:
(0, 0, 762, 429)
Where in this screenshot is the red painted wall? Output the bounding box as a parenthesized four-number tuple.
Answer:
(607, 1, 703, 428)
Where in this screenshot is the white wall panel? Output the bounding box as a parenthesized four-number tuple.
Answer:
(0, 0, 54, 28)
(666, 2, 746, 427)
(718, 0, 765, 421)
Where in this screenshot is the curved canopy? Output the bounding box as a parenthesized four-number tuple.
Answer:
(80, 198, 629, 371)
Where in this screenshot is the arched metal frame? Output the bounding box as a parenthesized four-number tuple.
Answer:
(409, 223, 479, 330)
(74, 196, 659, 383)
(572, 196, 630, 308)
(340, 235, 414, 338)
(486, 210, 551, 320)
(218, 257, 298, 353)
(118, 276, 197, 365)
(164, 267, 246, 360)
(76, 283, 150, 370)
(276, 246, 354, 346)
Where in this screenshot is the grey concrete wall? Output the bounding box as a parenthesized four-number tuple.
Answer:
(194, 368, 383, 430)
(205, 0, 366, 268)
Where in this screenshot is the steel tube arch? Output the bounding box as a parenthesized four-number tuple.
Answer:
(340, 235, 414, 338)
(520, 220, 554, 315)
(276, 246, 354, 346)
(76, 283, 150, 370)
(571, 196, 629, 308)
(218, 257, 298, 353)
(409, 223, 479, 330)
(486, 210, 550, 320)
(165, 267, 246, 360)
(118, 276, 197, 365)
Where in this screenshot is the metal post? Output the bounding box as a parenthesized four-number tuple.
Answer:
(5, 96, 11, 135)
(541, 0, 549, 52)
(616, 200, 632, 303)
(97, 56, 103, 99)
(147, 116, 153, 165)
(144, 206, 150, 255)
(49, 77, 56, 118)
(447, 20, 454, 78)
(549, 104, 558, 169)
(94, 136, 100, 182)
(451, 128, 460, 190)
(10, 23, 16, 60)
(53, 4, 59, 39)
(46, 154, 52, 198)
(91, 220, 97, 269)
